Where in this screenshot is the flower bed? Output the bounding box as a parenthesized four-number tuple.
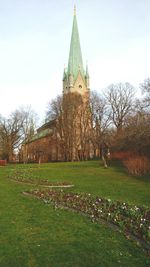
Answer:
(8, 169, 73, 187)
(24, 189, 150, 249)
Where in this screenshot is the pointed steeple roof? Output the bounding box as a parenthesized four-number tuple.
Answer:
(67, 6, 84, 80)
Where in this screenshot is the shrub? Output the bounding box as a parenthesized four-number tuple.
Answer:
(0, 160, 7, 166)
(111, 151, 133, 160)
(123, 156, 150, 176)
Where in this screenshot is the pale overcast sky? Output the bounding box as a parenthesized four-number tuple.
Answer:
(0, 0, 150, 122)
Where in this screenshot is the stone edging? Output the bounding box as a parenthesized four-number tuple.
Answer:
(10, 179, 74, 188)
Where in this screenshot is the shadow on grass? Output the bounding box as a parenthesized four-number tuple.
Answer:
(103, 160, 126, 173)
(110, 160, 150, 183)
(131, 174, 150, 183)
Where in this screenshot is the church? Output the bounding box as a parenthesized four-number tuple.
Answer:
(21, 7, 94, 163)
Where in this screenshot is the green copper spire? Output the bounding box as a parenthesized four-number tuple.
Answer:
(67, 6, 84, 80)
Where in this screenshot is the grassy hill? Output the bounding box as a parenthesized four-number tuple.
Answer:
(0, 160, 149, 267)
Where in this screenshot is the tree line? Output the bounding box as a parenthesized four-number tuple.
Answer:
(0, 79, 150, 162)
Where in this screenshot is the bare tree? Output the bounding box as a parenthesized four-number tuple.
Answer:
(104, 83, 135, 131)
(113, 110, 150, 156)
(0, 107, 38, 162)
(20, 106, 38, 162)
(140, 78, 150, 111)
(76, 97, 92, 160)
(59, 92, 86, 161)
(90, 91, 111, 156)
(46, 95, 63, 121)
(46, 92, 92, 161)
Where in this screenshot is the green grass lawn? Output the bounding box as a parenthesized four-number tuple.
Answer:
(0, 160, 149, 267)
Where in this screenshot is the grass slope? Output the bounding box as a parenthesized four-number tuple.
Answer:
(0, 161, 149, 267)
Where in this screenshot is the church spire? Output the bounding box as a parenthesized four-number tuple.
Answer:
(67, 6, 84, 80)
(63, 6, 90, 96)
(74, 4, 76, 16)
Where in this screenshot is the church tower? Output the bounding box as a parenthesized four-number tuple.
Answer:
(63, 6, 90, 97)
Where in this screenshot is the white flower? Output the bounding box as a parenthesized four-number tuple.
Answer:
(98, 209, 102, 213)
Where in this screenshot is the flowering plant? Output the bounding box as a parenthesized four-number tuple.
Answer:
(8, 169, 73, 187)
(24, 189, 150, 250)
